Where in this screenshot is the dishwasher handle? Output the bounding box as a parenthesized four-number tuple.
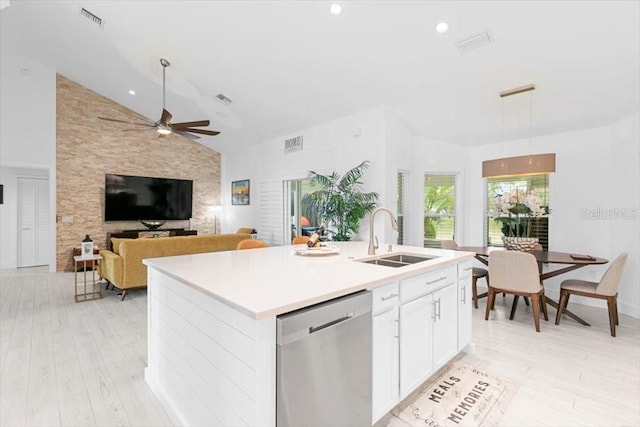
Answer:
(309, 314, 353, 334)
(277, 291, 372, 347)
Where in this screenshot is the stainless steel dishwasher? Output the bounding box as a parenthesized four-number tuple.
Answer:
(276, 290, 372, 427)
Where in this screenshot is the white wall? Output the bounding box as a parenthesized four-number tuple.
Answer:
(412, 136, 469, 247)
(609, 111, 640, 318)
(383, 109, 415, 245)
(0, 53, 57, 271)
(467, 121, 639, 317)
(223, 106, 470, 250)
(222, 106, 388, 242)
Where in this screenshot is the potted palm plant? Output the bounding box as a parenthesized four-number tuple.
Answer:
(306, 161, 379, 241)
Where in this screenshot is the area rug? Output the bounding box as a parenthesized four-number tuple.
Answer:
(395, 363, 516, 427)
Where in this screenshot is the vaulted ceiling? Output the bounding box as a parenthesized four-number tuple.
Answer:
(2, 1, 639, 153)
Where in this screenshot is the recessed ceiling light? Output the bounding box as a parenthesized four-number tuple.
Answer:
(330, 4, 342, 15)
(435, 22, 449, 34)
(128, 89, 136, 95)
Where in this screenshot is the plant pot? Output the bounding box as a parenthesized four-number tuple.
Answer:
(502, 236, 539, 251)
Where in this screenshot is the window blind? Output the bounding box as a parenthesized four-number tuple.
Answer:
(258, 180, 286, 246)
(486, 174, 550, 250)
(396, 171, 408, 245)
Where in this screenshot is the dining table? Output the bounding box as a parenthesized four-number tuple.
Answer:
(457, 246, 608, 326)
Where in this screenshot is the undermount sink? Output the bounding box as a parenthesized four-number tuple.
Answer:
(358, 252, 440, 268)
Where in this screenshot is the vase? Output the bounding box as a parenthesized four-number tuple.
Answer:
(502, 236, 539, 251)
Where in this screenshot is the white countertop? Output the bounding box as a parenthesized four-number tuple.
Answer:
(143, 242, 474, 319)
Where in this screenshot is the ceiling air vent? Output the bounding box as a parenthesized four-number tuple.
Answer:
(80, 8, 103, 28)
(455, 31, 493, 54)
(216, 93, 232, 105)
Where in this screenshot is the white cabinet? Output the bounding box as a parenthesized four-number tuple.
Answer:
(399, 293, 433, 398)
(398, 265, 457, 399)
(432, 283, 458, 370)
(371, 260, 473, 421)
(372, 283, 400, 424)
(457, 260, 473, 350)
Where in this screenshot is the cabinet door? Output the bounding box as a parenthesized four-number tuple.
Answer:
(372, 306, 399, 423)
(399, 294, 433, 398)
(433, 284, 458, 370)
(457, 269, 473, 350)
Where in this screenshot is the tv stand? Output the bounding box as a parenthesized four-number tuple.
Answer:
(107, 229, 197, 250)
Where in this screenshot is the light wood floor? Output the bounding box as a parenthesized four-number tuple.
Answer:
(1, 268, 639, 427)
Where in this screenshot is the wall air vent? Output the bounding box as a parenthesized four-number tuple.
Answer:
(216, 93, 232, 105)
(80, 8, 103, 28)
(455, 31, 493, 54)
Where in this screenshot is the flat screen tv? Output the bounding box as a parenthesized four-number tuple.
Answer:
(104, 174, 193, 221)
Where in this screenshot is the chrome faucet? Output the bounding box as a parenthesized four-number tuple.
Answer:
(368, 207, 398, 255)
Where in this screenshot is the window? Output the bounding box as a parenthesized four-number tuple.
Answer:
(396, 171, 408, 245)
(424, 174, 456, 248)
(284, 178, 322, 243)
(486, 174, 550, 249)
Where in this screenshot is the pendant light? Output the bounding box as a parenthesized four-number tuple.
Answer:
(482, 84, 556, 178)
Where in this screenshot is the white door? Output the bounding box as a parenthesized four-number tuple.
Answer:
(399, 294, 433, 398)
(372, 306, 399, 423)
(17, 178, 49, 267)
(433, 284, 459, 370)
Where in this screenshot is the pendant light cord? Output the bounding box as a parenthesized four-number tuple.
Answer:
(162, 63, 166, 111)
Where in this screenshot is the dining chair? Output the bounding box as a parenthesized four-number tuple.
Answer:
(507, 243, 542, 308)
(292, 236, 310, 245)
(496, 244, 542, 308)
(486, 251, 548, 332)
(441, 240, 488, 309)
(236, 227, 255, 234)
(237, 239, 269, 250)
(555, 253, 628, 337)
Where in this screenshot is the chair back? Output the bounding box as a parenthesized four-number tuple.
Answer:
(236, 227, 255, 234)
(237, 239, 269, 250)
(292, 236, 310, 245)
(595, 253, 628, 296)
(441, 240, 458, 250)
(489, 250, 541, 293)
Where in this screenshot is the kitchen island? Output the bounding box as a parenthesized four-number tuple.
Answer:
(143, 242, 474, 427)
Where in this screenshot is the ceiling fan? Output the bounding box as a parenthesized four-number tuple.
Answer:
(99, 58, 220, 139)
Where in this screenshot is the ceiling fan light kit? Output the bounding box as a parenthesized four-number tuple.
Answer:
(98, 58, 220, 139)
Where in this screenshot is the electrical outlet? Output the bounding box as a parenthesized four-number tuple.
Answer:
(62, 215, 73, 223)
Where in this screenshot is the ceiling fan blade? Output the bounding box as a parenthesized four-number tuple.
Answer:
(160, 109, 172, 126)
(122, 127, 157, 132)
(180, 128, 221, 136)
(172, 120, 210, 129)
(98, 117, 156, 127)
(117, 109, 154, 123)
(174, 130, 201, 140)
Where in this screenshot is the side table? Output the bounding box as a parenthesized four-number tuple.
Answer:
(74, 254, 103, 302)
(72, 247, 100, 271)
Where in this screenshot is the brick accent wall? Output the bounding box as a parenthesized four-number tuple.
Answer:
(56, 75, 221, 271)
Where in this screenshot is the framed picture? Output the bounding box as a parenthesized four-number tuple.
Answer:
(81, 241, 94, 259)
(232, 179, 250, 205)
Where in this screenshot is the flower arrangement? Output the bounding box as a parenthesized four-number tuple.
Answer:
(491, 187, 548, 238)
